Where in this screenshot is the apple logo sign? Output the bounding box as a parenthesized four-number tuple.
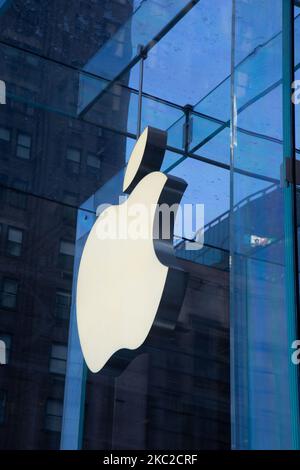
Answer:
(77, 127, 188, 373)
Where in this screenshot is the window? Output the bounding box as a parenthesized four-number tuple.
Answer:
(0, 279, 18, 309)
(9, 179, 28, 210)
(66, 147, 80, 163)
(0, 334, 11, 364)
(58, 240, 75, 271)
(0, 127, 10, 142)
(0, 391, 6, 424)
(62, 192, 77, 225)
(16, 132, 31, 159)
(45, 399, 63, 433)
(49, 343, 67, 375)
(0, 340, 5, 365)
(55, 289, 71, 320)
(66, 147, 81, 174)
(7, 227, 23, 257)
(87, 152, 101, 170)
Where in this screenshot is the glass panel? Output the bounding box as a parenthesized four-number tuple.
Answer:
(189, 9, 300, 163)
(0, 0, 234, 452)
(0, 1, 134, 67)
(0, 92, 130, 206)
(295, 6, 300, 152)
(83, 81, 138, 135)
(0, 188, 91, 449)
(230, 0, 300, 450)
(141, 96, 184, 136)
(135, 0, 232, 106)
(78, 0, 200, 114)
(168, 156, 230, 271)
(62, 152, 230, 449)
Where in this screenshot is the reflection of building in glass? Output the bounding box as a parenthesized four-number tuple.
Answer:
(0, 1, 232, 450)
(0, 0, 132, 449)
(1, 0, 296, 452)
(81, 259, 230, 450)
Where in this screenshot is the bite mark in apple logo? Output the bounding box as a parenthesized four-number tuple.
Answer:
(76, 127, 188, 374)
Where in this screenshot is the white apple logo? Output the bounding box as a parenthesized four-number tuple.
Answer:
(76, 127, 187, 373)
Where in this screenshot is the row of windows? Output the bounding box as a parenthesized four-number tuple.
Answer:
(0, 226, 75, 269)
(0, 333, 68, 376)
(0, 175, 28, 210)
(0, 339, 68, 430)
(66, 147, 101, 170)
(0, 126, 102, 170)
(0, 127, 31, 159)
(0, 180, 79, 218)
(0, 390, 63, 433)
(0, 275, 71, 315)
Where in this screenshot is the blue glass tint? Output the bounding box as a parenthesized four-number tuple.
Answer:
(135, 0, 232, 106)
(0, 42, 85, 117)
(61, 170, 125, 449)
(295, 7, 300, 151)
(0, 96, 128, 208)
(0, 41, 186, 141)
(83, 82, 139, 136)
(60, 205, 92, 449)
(165, 156, 229, 252)
(0, 2, 134, 67)
(230, 0, 300, 450)
(167, 115, 185, 151)
(190, 12, 300, 161)
(78, 0, 200, 114)
(193, 127, 230, 166)
(141, 96, 184, 136)
(62, 161, 230, 448)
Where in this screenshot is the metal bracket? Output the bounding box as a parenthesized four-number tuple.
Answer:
(284, 157, 300, 186)
(183, 104, 193, 153)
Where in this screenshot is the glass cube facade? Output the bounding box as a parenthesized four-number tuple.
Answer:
(0, 0, 299, 450)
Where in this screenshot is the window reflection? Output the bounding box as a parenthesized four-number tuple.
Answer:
(45, 399, 63, 433)
(50, 344, 68, 376)
(16, 132, 31, 160)
(55, 290, 71, 321)
(0, 279, 18, 310)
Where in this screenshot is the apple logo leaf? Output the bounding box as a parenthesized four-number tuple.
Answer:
(76, 126, 188, 374)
